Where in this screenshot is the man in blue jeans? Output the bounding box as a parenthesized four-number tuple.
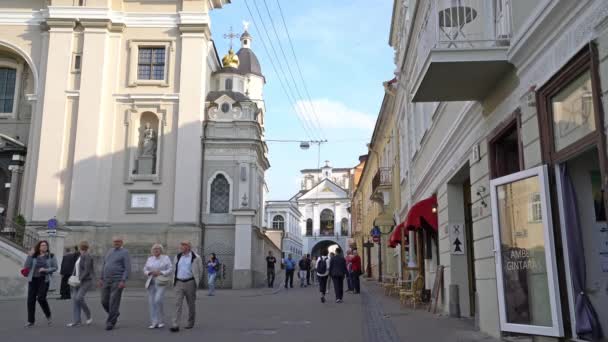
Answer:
(283, 254, 296, 289)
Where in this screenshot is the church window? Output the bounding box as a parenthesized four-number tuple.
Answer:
(225, 78, 233, 91)
(272, 215, 285, 230)
(210, 174, 230, 213)
(221, 103, 230, 113)
(306, 218, 313, 236)
(0, 68, 17, 113)
(320, 209, 334, 236)
(138, 47, 166, 80)
(340, 218, 349, 236)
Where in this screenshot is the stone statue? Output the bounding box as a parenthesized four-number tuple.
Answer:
(140, 122, 157, 158)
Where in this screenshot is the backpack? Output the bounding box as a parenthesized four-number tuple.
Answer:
(316, 257, 327, 274)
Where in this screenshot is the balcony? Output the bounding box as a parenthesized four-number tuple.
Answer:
(371, 167, 393, 205)
(411, 0, 514, 102)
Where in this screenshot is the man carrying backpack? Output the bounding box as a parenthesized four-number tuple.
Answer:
(315, 249, 330, 303)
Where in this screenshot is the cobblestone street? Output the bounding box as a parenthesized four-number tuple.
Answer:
(0, 279, 498, 342)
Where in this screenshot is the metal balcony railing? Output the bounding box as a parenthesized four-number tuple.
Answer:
(372, 167, 393, 192)
(413, 0, 512, 84)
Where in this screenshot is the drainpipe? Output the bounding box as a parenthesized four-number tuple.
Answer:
(198, 121, 208, 289)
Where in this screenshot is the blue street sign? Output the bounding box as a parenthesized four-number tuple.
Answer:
(371, 226, 381, 237)
(47, 217, 58, 234)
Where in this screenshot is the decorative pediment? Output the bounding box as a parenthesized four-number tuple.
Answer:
(298, 179, 348, 200)
(0, 134, 26, 152)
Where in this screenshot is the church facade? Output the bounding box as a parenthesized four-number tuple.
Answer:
(0, 0, 274, 289)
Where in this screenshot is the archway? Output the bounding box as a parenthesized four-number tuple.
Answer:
(310, 240, 342, 258)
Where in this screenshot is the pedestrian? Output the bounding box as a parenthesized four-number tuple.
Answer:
(327, 252, 335, 294)
(351, 249, 362, 294)
(170, 240, 203, 332)
(311, 256, 317, 285)
(266, 251, 277, 288)
(298, 255, 308, 288)
(305, 254, 312, 286)
(67, 241, 95, 327)
(345, 249, 354, 293)
(316, 249, 330, 303)
(59, 246, 79, 300)
(207, 253, 219, 296)
(98, 236, 131, 331)
(329, 247, 348, 303)
(23, 240, 58, 327)
(283, 254, 296, 289)
(143, 243, 172, 329)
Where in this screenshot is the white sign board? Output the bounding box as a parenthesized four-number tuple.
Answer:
(130, 193, 156, 209)
(449, 223, 465, 255)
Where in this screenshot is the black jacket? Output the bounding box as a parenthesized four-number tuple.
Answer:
(60, 252, 80, 276)
(329, 254, 348, 277)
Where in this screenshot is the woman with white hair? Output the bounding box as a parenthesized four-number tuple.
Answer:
(143, 243, 173, 329)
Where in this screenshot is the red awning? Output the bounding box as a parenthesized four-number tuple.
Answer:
(389, 195, 438, 248)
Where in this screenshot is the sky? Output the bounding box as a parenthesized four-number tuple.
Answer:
(211, 0, 395, 200)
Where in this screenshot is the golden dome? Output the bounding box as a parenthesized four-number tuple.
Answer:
(222, 48, 240, 68)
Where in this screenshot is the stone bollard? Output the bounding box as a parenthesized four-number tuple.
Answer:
(449, 284, 460, 318)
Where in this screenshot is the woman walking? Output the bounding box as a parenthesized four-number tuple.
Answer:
(316, 249, 330, 303)
(143, 244, 173, 329)
(67, 241, 95, 327)
(207, 253, 219, 296)
(24, 240, 58, 327)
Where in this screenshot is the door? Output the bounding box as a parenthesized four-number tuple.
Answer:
(490, 165, 564, 337)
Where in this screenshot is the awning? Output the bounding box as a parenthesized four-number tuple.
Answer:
(389, 195, 438, 248)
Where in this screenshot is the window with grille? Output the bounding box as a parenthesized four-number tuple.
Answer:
(320, 209, 334, 236)
(272, 215, 285, 230)
(0, 68, 16, 113)
(210, 174, 230, 213)
(306, 219, 313, 236)
(137, 47, 166, 80)
(528, 192, 542, 222)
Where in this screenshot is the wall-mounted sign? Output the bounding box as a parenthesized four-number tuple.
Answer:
(130, 192, 156, 209)
(449, 223, 465, 255)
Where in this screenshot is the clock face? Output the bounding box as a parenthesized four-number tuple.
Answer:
(221, 103, 230, 113)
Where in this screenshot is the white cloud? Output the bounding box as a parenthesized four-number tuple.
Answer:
(294, 99, 376, 131)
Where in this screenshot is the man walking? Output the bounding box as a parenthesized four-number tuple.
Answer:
(298, 255, 308, 288)
(59, 246, 79, 300)
(345, 249, 354, 293)
(305, 254, 312, 286)
(266, 251, 276, 288)
(316, 249, 330, 303)
(329, 247, 348, 303)
(171, 241, 203, 332)
(99, 236, 131, 330)
(283, 254, 296, 289)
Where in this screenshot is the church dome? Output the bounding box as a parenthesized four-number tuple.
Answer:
(236, 47, 262, 77)
(221, 48, 239, 69)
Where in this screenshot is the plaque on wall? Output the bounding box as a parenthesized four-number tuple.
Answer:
(129, 192, 156, 209)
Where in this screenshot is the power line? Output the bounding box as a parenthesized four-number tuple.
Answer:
(261, 0, 326, 140)
(274, 0, 327, 140)
(244, 0, 321, 141)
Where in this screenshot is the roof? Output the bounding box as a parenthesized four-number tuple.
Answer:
(206, 91, 251, 103)
(236, 48, 263, 77)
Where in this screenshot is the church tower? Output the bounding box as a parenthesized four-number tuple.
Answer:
(202, 23, 270, 289)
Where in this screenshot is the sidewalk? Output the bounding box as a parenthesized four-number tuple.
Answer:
(362, 278, 500, 341)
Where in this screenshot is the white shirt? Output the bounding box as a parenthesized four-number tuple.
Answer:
(143, 255, 172, 277)
(75, 257, 81, 277)
(176, 252, 194, 280)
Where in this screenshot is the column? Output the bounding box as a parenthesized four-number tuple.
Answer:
(172, 24, 209, 223)
(312, 203, 320, 236)
(5, 162, 24, 227)
(232, 209, 255, 289)
(68, 21, 110, 221)
(32, 20, 75, 221)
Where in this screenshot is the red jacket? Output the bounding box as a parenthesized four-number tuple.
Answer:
(351, 255, 362, 273)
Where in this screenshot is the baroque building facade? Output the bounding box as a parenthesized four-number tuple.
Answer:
(0, 0, 277, 290)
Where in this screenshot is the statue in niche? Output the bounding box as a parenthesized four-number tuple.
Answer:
(136, 121, 157, 175)
(140, 122, 157, 158)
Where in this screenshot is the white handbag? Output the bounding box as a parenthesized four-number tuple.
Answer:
(68, 275, 81, 287)
(155, 275, 171, 287)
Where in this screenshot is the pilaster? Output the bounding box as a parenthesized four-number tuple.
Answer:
(232, 209, 256, 289)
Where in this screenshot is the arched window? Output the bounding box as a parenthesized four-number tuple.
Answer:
(306, 218, 313, 236)
(225, 78, 233, 91)
(272, 215, 285, 230)
(340, 218, 349, 236)
(210, 174, 230, 213)
(0, 68, 17, 113)
(320, 209, 334, 236)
